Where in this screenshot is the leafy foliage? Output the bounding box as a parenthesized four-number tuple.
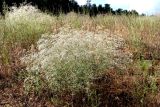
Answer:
(0, 0, 140, 16)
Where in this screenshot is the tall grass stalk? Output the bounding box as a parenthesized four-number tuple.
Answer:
(0, 4, 54, 74)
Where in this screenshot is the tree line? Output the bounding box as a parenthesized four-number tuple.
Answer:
(0, 0, 140, 16)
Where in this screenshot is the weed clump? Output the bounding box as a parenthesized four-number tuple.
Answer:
(4, 4, 53, 47)
(22, 28, 132, 106)
(0, 4, 54, 78)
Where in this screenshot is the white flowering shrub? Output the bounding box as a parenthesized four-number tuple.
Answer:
(0, 4, 54, 73)
(4, 4, 54, 47)
(22, 28, 132, 94)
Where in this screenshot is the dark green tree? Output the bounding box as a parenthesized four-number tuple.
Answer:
(104, 4, 112, 13)
(130, 10, 139, 16)
(97, 4, 103, 14)
(115, 8, 123, 15)
(0, 0, 140, 16)
(90, 4, 98, 16)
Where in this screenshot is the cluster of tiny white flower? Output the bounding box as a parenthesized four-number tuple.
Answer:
(22, 27, 133, 92)
(5, 4, 53, 27)
(24, 30, 121, 69)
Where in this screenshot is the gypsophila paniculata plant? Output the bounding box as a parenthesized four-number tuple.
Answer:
(22, 28, 132, 94)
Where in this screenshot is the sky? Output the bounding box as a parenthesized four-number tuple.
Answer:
(75, 0, 160, 15)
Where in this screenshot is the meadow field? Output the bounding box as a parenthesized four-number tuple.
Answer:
(1, 4, 160, 107)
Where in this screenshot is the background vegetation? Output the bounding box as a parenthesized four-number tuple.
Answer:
(0, 0, 140, 16)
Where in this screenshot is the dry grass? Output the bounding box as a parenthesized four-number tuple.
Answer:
(1, 4, 160, 107)
(0, 4, 54, 78)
